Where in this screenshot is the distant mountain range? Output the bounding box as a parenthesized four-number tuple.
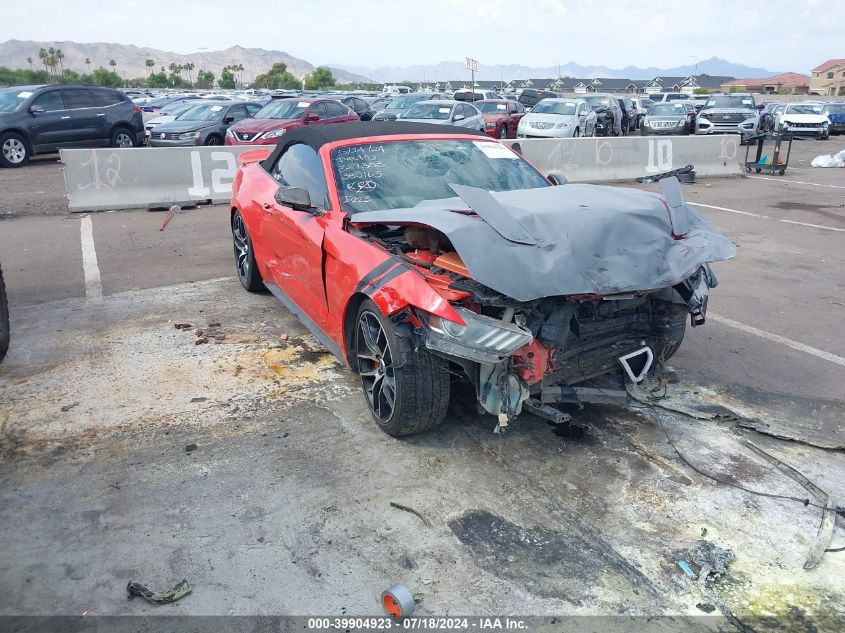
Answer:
(0, 41, 781, 87)
(331, 57, 781, 83)
(0, 40, 369, 84)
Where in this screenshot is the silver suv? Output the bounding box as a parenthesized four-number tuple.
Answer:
(695, 93, 758, 137)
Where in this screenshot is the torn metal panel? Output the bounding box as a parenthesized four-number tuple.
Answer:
(351, 179, 735, 302)
(630, 370, 845, 450)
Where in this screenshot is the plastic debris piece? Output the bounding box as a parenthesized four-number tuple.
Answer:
(381, 583, 415, 619)
(678, 560, 697, 578)
(127, 579, 192, 604)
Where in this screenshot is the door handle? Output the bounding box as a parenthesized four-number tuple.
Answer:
(97, 113, 106, 117)
(61, 116, 71, 120)
(262, 203, 273, 214)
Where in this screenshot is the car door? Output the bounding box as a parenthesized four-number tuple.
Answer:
(27, 89, 71, 150)
(264, 143, 330, 324)
(60, 88, 104, 145)
(507, 102, 523, 135)
(305, 102, 330, 126)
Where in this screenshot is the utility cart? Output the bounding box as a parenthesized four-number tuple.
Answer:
(744, 132, 798, 176)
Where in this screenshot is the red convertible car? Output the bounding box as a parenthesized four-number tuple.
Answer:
(230, 122, 734, 436)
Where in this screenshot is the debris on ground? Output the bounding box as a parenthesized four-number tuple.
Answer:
(279, 333, 289, 341)
(389, 501, 432, 527)
(158, 205, 182, 232)
(126, 579, 192, 604)
(190, 397, 207, 403)
(677, 560, 697, 578)
(687, 540, 735, 590)
(744, 439, 836, 569)
(810, 149, 845, 168)
(173, 323, 192, 330)
(194, 337, 208, 345)
(60, 402, 79, 412)
(381, 583, 415, 618)
(185, 444, 197, 453)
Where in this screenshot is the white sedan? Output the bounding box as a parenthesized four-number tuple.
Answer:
(516, 98, 597, 138)
(397, 100, 484, 131)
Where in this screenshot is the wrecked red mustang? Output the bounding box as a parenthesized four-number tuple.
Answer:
(230, 122, 735, 436)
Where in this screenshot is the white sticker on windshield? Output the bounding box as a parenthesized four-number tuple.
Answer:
(496, 104, 506, 110)
(297, 101, 309, 107)
(473, 141, 516, 159)
(742, 99, 752, 105)
(17, 91, 33, 98)
(439, 107, 450, 113)
(210, 105, 223, 111)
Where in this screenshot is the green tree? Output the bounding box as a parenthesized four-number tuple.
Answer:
(196, 69, 215, 89)
(145, 58, 155, 76)
(147, 71, 170, 89)
(251, 62, 299, 90)
(90, 67, 123, 87)
(303, 66, 335, 90)
(56, 49, 64, 75)
(218, 66, 236, 89)
(59, 69, 81, 84)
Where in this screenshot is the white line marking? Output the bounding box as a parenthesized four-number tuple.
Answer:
(747, 175, 845, 190)
(708, 313, 845, 368)
(80, 215, 103, 301)
(689, 202, 845, 233)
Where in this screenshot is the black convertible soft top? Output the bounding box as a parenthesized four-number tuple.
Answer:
(259, 121, 486, 170)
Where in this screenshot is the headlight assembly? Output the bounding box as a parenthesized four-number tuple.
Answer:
(178, 131, 200, 140)
(262, 128, 287, 139)
(416, 306, 533, 364)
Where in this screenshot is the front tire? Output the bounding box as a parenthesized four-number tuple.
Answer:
(355, 300, 450, 436)
(206, 135, 223, 146)
(499, 125, 508, 139)
(0, 132, 30, 168)
(232, 211, 263, 292)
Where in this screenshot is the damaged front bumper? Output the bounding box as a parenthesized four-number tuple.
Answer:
(412, 265, 718, 421)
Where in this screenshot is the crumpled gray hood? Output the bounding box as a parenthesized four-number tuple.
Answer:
(350, 181, 736, 302)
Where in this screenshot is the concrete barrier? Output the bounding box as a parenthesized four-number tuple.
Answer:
(60, 146, 262, 213)
(503, 135, 742, 183)
(61, 135, 742, 212)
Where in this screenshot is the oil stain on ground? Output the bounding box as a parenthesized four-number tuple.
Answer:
(448, 509, 662, 608)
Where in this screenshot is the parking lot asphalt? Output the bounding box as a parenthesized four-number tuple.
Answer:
(0, 137, 844, 623)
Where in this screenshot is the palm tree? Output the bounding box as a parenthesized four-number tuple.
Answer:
(26, 56, 33, 70)
(183, 62, 195, 87)
(109, 59, 117, 76)
(85, 57, 92, 74)
(56, 49, 65, 76)
(145, 58, 155, 76)
(236, 63, 244, 87)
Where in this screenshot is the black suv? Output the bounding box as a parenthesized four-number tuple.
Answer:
(0, 84, 144, 168)
(518, 88, 559, 110)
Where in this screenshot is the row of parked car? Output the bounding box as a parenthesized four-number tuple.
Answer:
(2, 82, 842, 168)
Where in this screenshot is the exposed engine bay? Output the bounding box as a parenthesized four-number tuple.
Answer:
(351, 221, 715, 421)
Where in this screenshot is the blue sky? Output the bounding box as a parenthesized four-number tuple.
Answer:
(1, 0, 838, 72)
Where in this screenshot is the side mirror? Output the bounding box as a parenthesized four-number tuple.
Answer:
(223, 116, 234, 124)
(29, 105, 45, 114)
(453, 114, 465, 121)
(305, 113, 320, 122)
(274, 186, 312, 211)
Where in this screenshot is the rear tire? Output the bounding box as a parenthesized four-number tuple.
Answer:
(110, 127, 136, 148)
(232, 211, 263, 292)
(0, 132, 30, 168)
(354, 300, 450, 436)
